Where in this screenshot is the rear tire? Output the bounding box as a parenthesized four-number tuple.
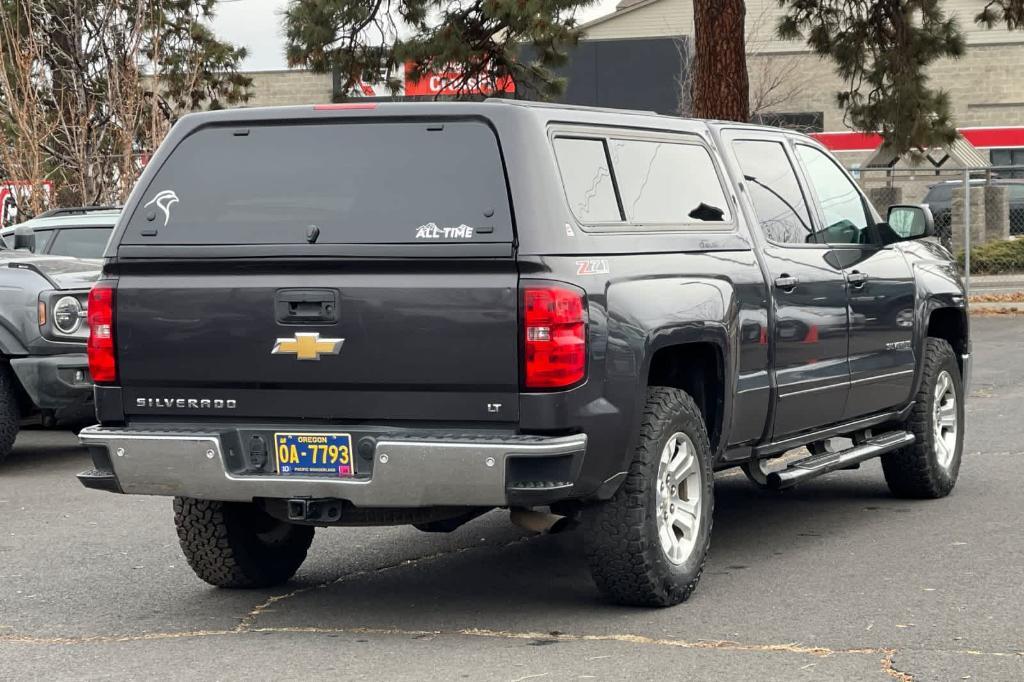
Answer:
(173, 497, 314, 588)
(581, 387, 713, 607)
(0, 365, 21, 464)
(881, 338, 964, 499)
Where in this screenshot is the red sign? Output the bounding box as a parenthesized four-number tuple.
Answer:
(403, 62, 515, 97)
(0, 181, 53, 227)
(813, 127, 1024, 152)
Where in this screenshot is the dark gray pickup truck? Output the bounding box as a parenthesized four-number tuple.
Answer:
(78, 101, 969, 607)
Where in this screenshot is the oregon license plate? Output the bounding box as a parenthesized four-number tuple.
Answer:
(273, 432, 354, 477)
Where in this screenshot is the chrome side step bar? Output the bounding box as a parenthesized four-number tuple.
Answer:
(767, 431, 916, 490)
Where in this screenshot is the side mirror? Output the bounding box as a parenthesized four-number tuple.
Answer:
(12, 226, 35, 252)
(886, 204, 935, 240)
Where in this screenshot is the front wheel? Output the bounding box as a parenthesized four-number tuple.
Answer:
(0, 365, 20, 464)
(881, 338, 964, 498)
(173, 497, 315, 588)
(581, 387, 713, 607)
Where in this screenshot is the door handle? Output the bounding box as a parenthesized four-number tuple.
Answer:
(774, 275, 799, 290)
(847, 271, 869, 287)
(275, 289, 339, 324)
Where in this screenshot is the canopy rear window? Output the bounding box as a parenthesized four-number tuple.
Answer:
(123, 119, 512, 245)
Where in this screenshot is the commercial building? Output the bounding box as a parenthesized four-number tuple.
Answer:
(245, 38, 689, 117)
(239, 1, 1024, 170)
(583, 0, 1024, 167)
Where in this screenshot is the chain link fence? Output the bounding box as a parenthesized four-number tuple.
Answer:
(853, 165, 1024, 295)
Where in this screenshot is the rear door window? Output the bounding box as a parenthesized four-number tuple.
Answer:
(732, 139, 814, 244)
(123, 120, 512, 245)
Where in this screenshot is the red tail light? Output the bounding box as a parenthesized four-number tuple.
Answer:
(87, 283, 116, 384)
(522, 285, 586, 389)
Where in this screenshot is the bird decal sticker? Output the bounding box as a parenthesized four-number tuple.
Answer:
(144, 190, 180, 227)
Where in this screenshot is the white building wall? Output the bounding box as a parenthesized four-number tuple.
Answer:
(583, 0, 1024, 131)
(583, 0, 1024, 49)
(581, 0, 692, 40)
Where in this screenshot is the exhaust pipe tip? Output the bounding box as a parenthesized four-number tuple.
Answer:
(510, 508, 564, 533)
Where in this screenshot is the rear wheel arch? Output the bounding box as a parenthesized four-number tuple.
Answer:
(646, 341, 726, 455)
(581, 386, 714, 606)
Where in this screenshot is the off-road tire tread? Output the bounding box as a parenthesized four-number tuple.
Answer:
(881, 338, 961, 499)
(173, 497, 314, 588)
(582, 387, 713, 607)
(0, 365, 20, 463)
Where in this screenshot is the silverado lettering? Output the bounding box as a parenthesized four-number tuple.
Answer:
(135, 398, 237, 409)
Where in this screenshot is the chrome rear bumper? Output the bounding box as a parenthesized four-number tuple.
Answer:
(78, 426, 587, 507)
(962, 352, 972, 394)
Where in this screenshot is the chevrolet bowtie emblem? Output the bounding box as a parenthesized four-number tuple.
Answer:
(271, 332, 344, 361)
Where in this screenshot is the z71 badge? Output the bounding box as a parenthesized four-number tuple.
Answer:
(576, 259, 610, 276)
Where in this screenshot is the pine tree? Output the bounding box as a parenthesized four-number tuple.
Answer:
(283, 0, 595, 100)
(778, 1, 965, 155)
(692, 0, 749, 121)
(145, 0, 253, 114)
(975, 0, 1024, 29)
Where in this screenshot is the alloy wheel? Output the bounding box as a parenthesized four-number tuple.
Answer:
(932, 370, 958, 470)
(655, 432, 703, 565)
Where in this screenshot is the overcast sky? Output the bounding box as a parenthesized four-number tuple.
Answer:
(212, 0, 621, 71)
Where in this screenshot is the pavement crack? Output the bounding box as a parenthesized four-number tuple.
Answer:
(446, 629, 847, 656)
(0, 629, 236, 645)
(509, 674, 549, 682)
(235, 535, 533, 632)
(881, 649, 913, 681)
(2, 623, 1022, 671)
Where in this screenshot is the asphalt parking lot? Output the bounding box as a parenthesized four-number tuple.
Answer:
(1, 317, 1022, 681)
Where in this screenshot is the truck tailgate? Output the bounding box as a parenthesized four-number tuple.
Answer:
(116, 260, 519, 422)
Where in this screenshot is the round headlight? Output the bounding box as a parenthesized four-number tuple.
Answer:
(53, 296, 83, 334)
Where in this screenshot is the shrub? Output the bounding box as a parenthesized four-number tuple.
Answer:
(958, 238, 1024, 274)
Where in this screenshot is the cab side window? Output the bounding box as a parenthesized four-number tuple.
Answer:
(795, 144, 873, 245)
(607, 139, 730, 224)
(732, 140, 813, 245)
(552, 131, 733, 230)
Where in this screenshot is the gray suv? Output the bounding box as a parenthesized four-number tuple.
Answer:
(1, 207, 118, 259)
(0, 207, 113, 464)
